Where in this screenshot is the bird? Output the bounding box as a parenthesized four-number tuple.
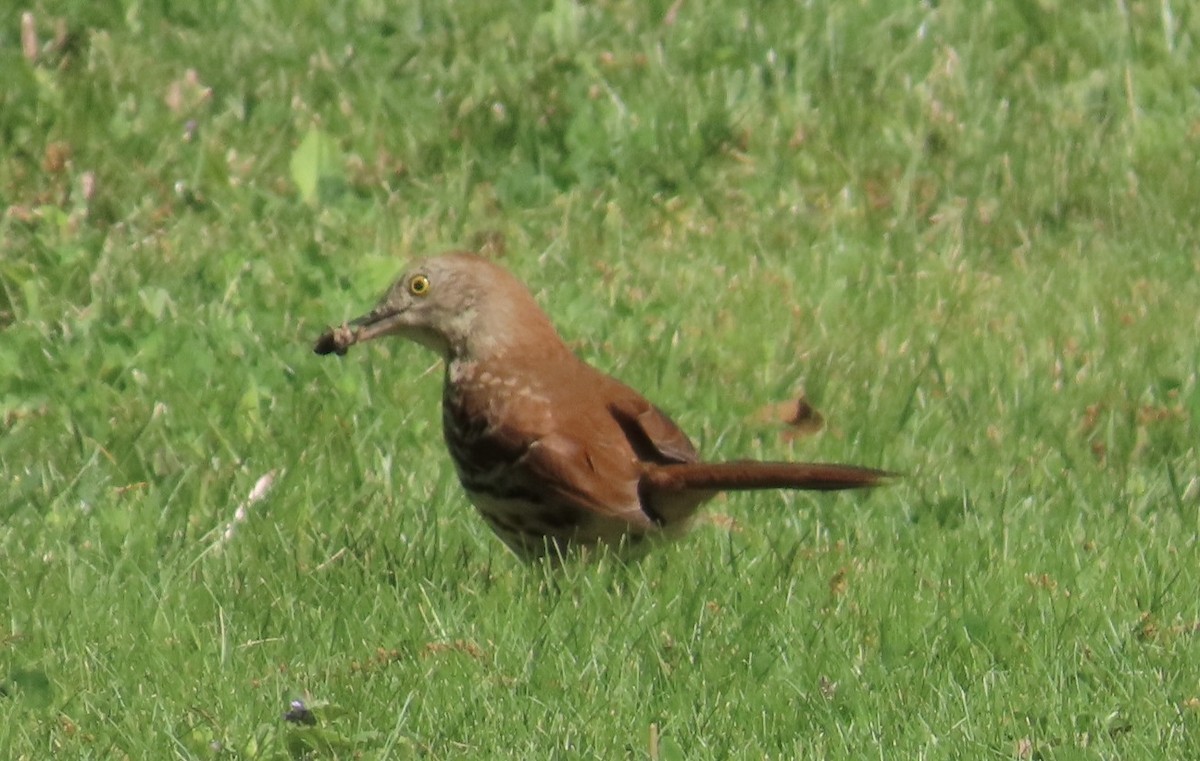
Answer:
(314, 251, 891, 561)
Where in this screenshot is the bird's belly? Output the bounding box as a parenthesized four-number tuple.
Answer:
(460, 487, 651, 561)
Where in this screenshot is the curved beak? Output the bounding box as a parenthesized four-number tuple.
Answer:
(313, 303, 406, 356)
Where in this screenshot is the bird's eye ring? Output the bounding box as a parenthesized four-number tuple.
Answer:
(409, 274, 431, 296)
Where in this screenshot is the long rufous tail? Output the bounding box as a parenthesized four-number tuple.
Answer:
(642, 461, 893, 493)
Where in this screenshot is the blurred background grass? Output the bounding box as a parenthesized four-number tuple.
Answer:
(2, 1, 1198, 758)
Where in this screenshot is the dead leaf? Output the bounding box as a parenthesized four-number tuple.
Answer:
(164, 68, 213, 115)
(1024, 572, 1058, 592)
(1137, 404, 1184, 425)
(663, 0, 684, 26)
(21, 12, 38, 63)
(828, 567, 848, 596)
(703, 513, 741, 533)
(1015, 737, 1034, 759)
(42, 141, 72, 174)
(754, 393, 825, 440)
(818, 675, 838, 700)
(1078, 402, 1103, 436)
(471, 229, 507, 258)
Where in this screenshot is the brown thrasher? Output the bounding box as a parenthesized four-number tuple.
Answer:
(315, 252, 890, 560)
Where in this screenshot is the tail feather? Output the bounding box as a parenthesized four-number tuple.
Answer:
(643, 460, 893, 493)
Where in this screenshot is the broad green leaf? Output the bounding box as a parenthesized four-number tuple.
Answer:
(289, 127, 344, 206)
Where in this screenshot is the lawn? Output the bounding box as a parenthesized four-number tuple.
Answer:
(2, 1, 1198, 758)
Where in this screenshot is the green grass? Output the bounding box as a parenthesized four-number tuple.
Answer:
(2, 0, 1199, 757)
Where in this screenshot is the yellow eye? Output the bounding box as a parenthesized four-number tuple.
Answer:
(409, 274, 430, 296)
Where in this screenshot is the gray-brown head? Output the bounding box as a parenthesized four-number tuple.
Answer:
(314, 252, 564, 364)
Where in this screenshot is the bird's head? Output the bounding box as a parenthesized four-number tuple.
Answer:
(314, 251, 561, 363)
